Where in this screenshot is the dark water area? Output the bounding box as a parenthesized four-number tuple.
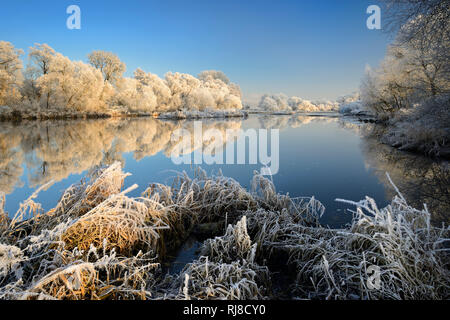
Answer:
(0, 114, 448, 229)
(164, 236, 202, 274)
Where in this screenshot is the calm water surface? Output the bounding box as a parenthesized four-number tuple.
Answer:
(0, 114, 448, 227)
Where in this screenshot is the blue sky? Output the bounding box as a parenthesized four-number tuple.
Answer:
(0, 0, 390, 102)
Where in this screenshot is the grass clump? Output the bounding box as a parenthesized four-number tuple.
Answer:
(246, 174, 449, 299)
(61, 187, 168, 255)
(157, 216, 271, 300)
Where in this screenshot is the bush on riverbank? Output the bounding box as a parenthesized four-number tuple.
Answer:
(379, 94, 450, 158)
(0, 163, 448, 300)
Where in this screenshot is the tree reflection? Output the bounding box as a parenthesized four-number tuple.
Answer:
(257, 114, 336, 129)
(1, 116, 447, 226)
(0, 118, 242, 193)
(354, 122, 449, 225)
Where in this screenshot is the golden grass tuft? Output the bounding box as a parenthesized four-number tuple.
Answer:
(21, 249, 160, 300)
(61, 185, 169, 255)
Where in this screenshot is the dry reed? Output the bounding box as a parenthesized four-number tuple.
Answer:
(156, 216, 270, 300)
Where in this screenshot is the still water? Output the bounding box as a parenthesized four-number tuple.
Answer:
(0, 114, 448, 227)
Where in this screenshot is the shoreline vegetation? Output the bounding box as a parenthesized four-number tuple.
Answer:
(0, 163, 448, 300)
(0, 107, 250, 121)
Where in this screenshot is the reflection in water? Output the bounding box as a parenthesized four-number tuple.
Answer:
(257, 114, 336, 129)
(338, 119, 449, 224)
(361, 128, 449, 225)
(0, 118, 241, 193)
(0, 115, 448, 225)
(0, 130, 24, 193)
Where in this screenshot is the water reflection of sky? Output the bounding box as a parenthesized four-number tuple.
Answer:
(1, 115, 446, 228)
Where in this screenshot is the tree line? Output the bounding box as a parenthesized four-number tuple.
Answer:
(0, 43, 243, 117)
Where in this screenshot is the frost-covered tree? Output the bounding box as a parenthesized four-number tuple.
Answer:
(5, 44, 111, 113)
(382, 0, 449, 44)
(102, 68, 243, 113)
(28, 43, 55, 76)
(360, 48, 415, 114)
(198, 70, 230, 84)
(162, 71, 242, 111)
(257, 93, 338, 113)
(113, 77, 157, 112)
(360, 0, 450, 156)
(0, 42, 243, 116)
(37, 53, 108, 112)
(362, 0, 450, 116)
(88, 50, 126, 84)
(19, 66, 41, 108)
(0, 41, 23, 106)
(257, 94, 289, 112)
(197, 72, 243, 110)
(165, 72, 201, 106)
(134, 68, 172, 110)
(24, 44, 57, 109)
(402, 20, 450, 96)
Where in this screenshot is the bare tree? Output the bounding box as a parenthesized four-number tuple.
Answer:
(382, 0, 449, 41)
(28, 43, 55, 76)
(27, 44, 57, 109)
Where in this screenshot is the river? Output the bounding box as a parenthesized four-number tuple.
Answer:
(0, 114, 448, 228)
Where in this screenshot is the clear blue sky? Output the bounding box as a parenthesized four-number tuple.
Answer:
(0, 0, 390, 102)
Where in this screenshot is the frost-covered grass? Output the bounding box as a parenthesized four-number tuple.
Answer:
(0, 163, 448, 300)
(0, 106, 112, 121)
(158, 216, 271, 300)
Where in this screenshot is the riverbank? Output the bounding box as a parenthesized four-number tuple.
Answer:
(0, 163, 448, 300)
(337, 98, 448, 159)
(378, 116, 449, 160)
(1, 104, 445, 162)
(339, 106, 449, 160)
(374, 125, 450, 160)
(0, 107, 248, 122)
(360, 96, 450, 160)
